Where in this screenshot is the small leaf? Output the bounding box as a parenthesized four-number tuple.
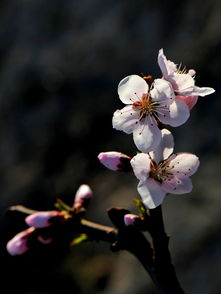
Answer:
(70, 234, 88, 246)
(133, 198, 149, 217)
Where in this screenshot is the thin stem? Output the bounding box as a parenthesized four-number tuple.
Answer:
(8, 205, 38, 215)
(80, 219, 117, 243)
(7, 205, 185, 294)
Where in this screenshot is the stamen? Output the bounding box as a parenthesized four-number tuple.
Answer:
(155, 109, 167, 116)
(134, 92, 142, 101)
(148, 115, 156, 126)
(138, 117, 147, 135)
(150, 159, 174, 183)
(176, 63, 188, 75)
(152, 112, 160, 121)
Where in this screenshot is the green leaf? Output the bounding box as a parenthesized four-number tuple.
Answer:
(70, 234, 88, 246)
(133, 198, 149, 217)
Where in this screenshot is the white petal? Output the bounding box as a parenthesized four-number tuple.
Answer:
(112, 105, 140, 134)
(161, 176, 193, 195)
(149, 129, 174, 163)
(158, 49, 168, 76)
(158, 49, 177, 77)
(118, 75, 149, 104)
(137, 178, 165, 209)
(191, 86, 215, 97)
(168, 152, 200, 177)
(130, 153, 151, 182)
(133, 117, 161, 153)
(160, 99, 189, 127)
(150, 78, 175, 105)
(158, 49, 169, 77)
(170, 73, 195, 95)
(167, 60, 178, 74)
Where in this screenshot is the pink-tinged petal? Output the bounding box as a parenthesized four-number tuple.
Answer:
(124, 214, 142, 226)
(6, 227, 35, 256)
(130, 153, 151, 182)
(161, 176, 193, 195)
(25, 211, 64, 228)
(169, 73, 195, 95)
(191, 86, 215, 97)
(73, 184, 93, 210)
(118, 75, 149, 104)
(150, 79, 175, 105)
(137, 178, 165, 209)
(149, 129, 174, 163)
(176, 95, 198, 110)
(168, 153, 200, 177)
(133, 117, 161, 153)
(158, 49, 169, 77)
(160, 99, 189, 127)
(158, 49, 177, 77)
(112, 105, 140, 134)
(74, 184, 93, 205)
(98, 151, 131, 171)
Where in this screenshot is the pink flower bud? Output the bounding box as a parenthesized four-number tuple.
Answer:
(98, 152, 131, 171)
(25, 211, 65, 228)
(73, 184, 93, 210)
(124, 214, 142, 226)
(6, 227, 35, 255)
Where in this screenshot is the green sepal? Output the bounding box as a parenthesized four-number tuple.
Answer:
(70, 234, 88, 246)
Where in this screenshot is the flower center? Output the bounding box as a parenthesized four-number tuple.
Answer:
(132, 94, 159, 120)
(149, 159, 173, 183)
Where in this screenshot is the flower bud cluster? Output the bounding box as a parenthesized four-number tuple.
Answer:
(7, 184, 93, 255)
(7, 210, 66, 255)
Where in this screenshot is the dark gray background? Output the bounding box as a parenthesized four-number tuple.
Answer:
(1, 0, 221, 293)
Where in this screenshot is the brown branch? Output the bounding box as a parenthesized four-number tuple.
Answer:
(80, 219, 117, 243)
(148, 206, 185, 294)
(107, 207, 185, 294)
(7, 205, 185, 294)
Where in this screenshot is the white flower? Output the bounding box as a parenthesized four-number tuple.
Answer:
(158, 49, 215, 109)
(130, 129, 200, 209)
(112, 75, 189, 153)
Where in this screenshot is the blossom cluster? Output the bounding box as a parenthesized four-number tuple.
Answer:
(99, 49, 215, 210)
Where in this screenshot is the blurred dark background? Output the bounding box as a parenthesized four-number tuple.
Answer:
(0, 0, 221, 293)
